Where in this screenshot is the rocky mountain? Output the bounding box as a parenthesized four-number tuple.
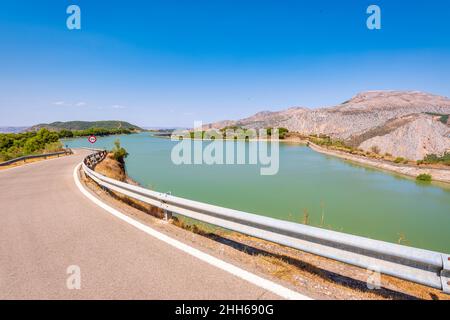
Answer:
(359, 114, 450, 160)
(204, 107, 309, 130)
(27, 121, 143, 132)
(205, 91, 450, 160)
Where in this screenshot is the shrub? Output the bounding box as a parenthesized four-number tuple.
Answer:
(394, 157, 405, 164)
(424, 154, 439, 163)
(416, 174, 432, 182)
(370, 145, 381, 154)
(43, 141, 63, 153)
(278, 127, 289, 139)
(266, 127, 289, 139)
(58, 129, 74, 138)
(422, 153, 450, 166)
(111, 139, 128, 163)
(0, 128, 60, 159)
(308, 135, 351, 151)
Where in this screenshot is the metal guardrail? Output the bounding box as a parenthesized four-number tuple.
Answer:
(81, 151, 450, 294)
(83, 150, 108, 168)
(0, 149, 72, 167)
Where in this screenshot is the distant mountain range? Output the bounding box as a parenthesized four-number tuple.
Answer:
(0, 127, 29, 133)
(27, 121, 143, 132)
(205, 91, 450, 160)
(143, 126, 188, 131)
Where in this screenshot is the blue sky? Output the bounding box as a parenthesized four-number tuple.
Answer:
(0, 0, 449, 127)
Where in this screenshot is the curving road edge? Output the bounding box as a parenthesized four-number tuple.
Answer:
(73, 162, 312, 300)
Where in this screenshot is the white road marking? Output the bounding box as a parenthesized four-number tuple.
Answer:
(73, 163, 312, 300)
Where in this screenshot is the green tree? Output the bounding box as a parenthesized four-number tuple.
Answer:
(58, 129, 74, 138)
(111, 139, 128, 163)
(0, 128, 61, 160)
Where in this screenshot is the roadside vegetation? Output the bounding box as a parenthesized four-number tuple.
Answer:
(0, 128, 62, 161)
(0, 127, 135, 162)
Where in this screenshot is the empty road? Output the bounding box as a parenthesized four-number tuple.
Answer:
(0, 150, 287, 299)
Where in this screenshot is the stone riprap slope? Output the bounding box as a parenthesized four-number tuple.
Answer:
(205, 91, 450, 160)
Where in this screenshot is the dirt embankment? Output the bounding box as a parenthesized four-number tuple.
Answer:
(94, 153, 127, 181)
(93, 153, 164, 218)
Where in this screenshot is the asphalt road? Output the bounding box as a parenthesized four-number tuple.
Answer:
(0, 150, 281, 299)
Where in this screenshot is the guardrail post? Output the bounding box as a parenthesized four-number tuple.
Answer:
(164, 210, 172, 221)
(441, 254, 450, 294)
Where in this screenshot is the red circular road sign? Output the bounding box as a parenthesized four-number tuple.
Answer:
(88, 135, 97, 144)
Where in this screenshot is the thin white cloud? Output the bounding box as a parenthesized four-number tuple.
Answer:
(52, 101, 127, 109)
(111, 104, 126, 109)
(52, 101, 87, 107)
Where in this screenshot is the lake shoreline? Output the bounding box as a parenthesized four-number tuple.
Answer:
(153, 133, 450, 185)
(308, 142, 450, 185)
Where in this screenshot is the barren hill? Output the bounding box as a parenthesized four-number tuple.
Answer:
(205, 91, 450, 160)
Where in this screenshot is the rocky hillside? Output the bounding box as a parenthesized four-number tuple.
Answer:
(205, 91, 450, 160)
(206, 107, 309, 130)
(359, 114, 450, 160)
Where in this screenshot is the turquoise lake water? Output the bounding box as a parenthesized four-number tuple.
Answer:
(65, 133, 450, 253)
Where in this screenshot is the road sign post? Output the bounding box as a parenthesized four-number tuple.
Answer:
(88, 135, 97, 144)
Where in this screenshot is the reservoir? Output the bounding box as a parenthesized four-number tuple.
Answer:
(65, 133, 450, 253)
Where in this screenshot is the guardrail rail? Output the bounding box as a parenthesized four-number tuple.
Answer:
(81, 150, 450, 294)
(0, 149, 73, 167)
